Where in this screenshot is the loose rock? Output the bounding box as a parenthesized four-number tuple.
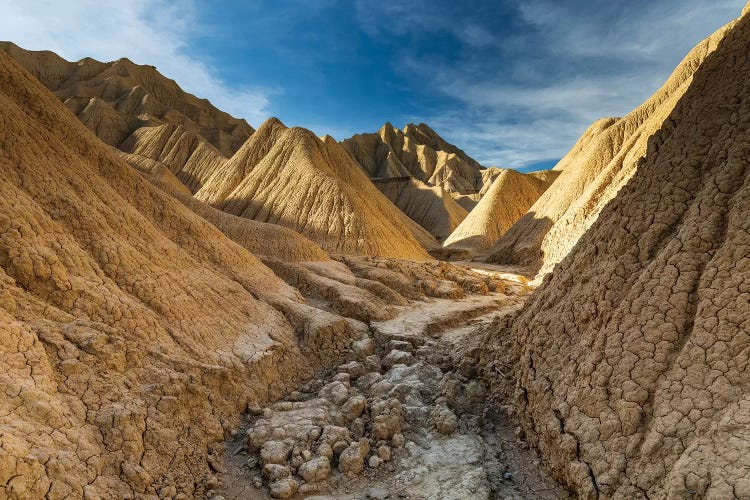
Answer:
(298, 456, 331, 483)
(338, 440, 371, 474)
(269, 478, 299, 499)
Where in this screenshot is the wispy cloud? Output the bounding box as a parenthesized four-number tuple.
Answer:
(0, 0, 273, 125)
(357, 0, 745, 168)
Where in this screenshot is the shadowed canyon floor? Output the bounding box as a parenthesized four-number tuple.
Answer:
(216, 263, 567, 499)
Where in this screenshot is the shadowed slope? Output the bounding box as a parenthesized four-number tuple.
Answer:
(443, 169, 558, 254)
(451, 167, 508, 211)
(342, 122, 486, 194)
(485, 17, 736, 276)
(482, 6, 750, 498)
(373, 177, 469, 241)
(196, 118, 436, 260)
(119, 150, 331, 262)
(0, 41, 253, 158)
(118, 123, 228, 193)
(0, 50, 358, 498)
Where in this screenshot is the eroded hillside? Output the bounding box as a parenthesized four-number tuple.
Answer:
(0, 41, 253, 157)
(342, 122, 487, 194)
(481, 6, 750, 498)
(372, 177, 469, 241)
(2, 2, 749, 499)
(484, 14, 739, 277)
(194, 118, 438, 260)
(442, 169, 558, 258)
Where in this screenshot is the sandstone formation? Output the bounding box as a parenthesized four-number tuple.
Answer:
(342, 122, 487, 194)
(0, 42, 248, 195)
(483, 6, 750, 498)
(0, 41, 253, 158)
(1, 44, 441, 260)
(3, 2, 750, 498)
(195, 118, 437, 259)
(485, 15, 738, 277)
(118, 123, 228, 193)
(372, 177, 469, 241)
(442, 169, 558, 256)
(120, 149, 332, 263)
(0, 50, 357, 498)
(450, 167, 507, 211)
(0, 48, 519, 498)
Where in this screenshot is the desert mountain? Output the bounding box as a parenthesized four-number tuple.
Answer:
(195, 118, 437, 259)
(450, 167, 507, 211)
(442, 169, 558, 256)
(342, 122, 488, 194)
(1, 44, 440, 260)
(482, 6, 750, 498)
(0, 41, 253, 157)
(119, 149, 331, 262)
(0, 49, 350, 497)
(0, 48, 514, 498)
(483, 14, 737, 277)
(0, 42, 251, 193)
(372, 177, 469, 241)
(4, 3, 750, 496)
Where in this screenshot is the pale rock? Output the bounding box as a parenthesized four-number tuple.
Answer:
(321, 381, 350, 405)
(269, 478, 299, 499)
(382, 350, 415, 370)
(338, 440, 371, 474)
(342, 395, 367, 420)
(261, 441, 291, 466)
(262, 464, 291, 481)
(338, 361, 367, 379)
(432, 407, 459, 435)
(297, 456, 331, 483)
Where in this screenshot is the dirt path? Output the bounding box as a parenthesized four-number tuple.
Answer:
(216, 287, 568, 499)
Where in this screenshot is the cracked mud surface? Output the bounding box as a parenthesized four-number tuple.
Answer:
(3, 3, 750, 499)
(217, 289, 568, 500)
(482, 9, 750, 499)
(0, 51, 537, 499)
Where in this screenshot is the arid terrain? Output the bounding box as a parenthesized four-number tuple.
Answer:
(0, 2, 749, 499)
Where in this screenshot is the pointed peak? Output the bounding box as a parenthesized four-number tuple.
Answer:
(378, 122, 401, 139)
(251, 117, 288, 139)
(76, 56, 102, 66)
(403, 122, 437, 137)
(379, 121, 397, 133)
(113, 56, 135, 66)
(258, 116, 287, 130)
(416, 122, 437, 134)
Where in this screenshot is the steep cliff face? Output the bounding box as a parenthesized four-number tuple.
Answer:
(196, 118, 437, 260)
(485, 15, 736, 277)
(483, 7, 750, 498)
(342, 122, 487, 194)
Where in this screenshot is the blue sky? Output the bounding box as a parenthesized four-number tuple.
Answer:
(0, 0, 746, 170)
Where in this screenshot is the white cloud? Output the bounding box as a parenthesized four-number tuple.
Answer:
(0, 0, 272, 125)
(362, 0, 746, 168)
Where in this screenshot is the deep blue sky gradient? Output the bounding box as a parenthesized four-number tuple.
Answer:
(184, 0, 744, 168)
(2, 0, 745, 169)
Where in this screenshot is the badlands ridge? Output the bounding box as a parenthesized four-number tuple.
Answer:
(0, 3, 749, 499)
